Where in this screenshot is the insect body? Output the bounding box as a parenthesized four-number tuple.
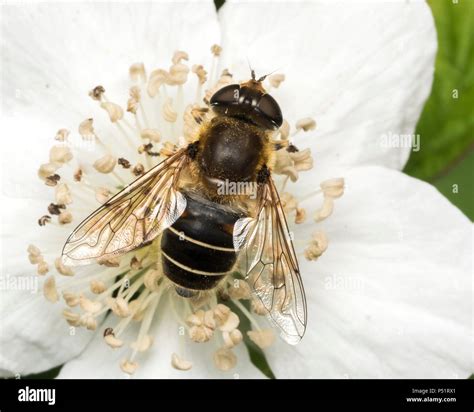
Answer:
(160, 191, 242, 297)
(62, 71, 307, 344)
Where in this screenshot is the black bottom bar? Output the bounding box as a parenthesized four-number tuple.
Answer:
(0, 379, 473, 408)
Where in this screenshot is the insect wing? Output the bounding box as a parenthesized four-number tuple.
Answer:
(62, 149, 188, 266)
(233, 178, 307, 344)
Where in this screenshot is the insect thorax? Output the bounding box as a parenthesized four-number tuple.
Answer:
(197, 116, 270, 185)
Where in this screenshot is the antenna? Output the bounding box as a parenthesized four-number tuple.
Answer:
(247, 58, 256, 80)
(257, 66, 283, 82)
(247, 59, 282, 82)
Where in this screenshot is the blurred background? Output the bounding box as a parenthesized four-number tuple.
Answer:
(21, 0, 474, 378)
(402, 0, 473, 221)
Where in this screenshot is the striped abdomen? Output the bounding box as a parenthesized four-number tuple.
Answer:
(160, 191, 242, 297)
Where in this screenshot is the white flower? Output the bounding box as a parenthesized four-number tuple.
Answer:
(0, 0, 471, 379)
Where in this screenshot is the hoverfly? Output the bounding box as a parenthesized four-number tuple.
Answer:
(62, 70, 307, 344)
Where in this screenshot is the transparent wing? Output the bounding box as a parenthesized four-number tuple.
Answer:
(233, 177, 307, 344)
(62, 149, 189, 266)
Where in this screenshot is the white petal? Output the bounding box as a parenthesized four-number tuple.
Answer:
(0, 286, 94, 378)
(218, 0, 436, 178)
(266, 166, 472, 378)
(0, 196, 102, 376)
(58, 295, 265, 378)
(1, 0, 220, 193)
(2, 0, 220, 120)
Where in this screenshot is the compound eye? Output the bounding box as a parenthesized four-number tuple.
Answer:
(257, 94, 283, 129)
(210, 84, 241, 107)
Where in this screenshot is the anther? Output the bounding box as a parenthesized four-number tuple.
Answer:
(93, 154, 116, 174)
(89, 85, 105, 101)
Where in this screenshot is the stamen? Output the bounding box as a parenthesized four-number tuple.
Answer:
(294, 117, 317, 133)
(320, 177, 345, 198)
(109, 297, 130, 318)
(128, 292, 150, 322)
(73, 168, 82, 182)
(100, 101, 124, 122)
(213, 347, 237, 371)
(162, 98, 177, 123)
(171, 353, 192, 371)
(62, 309, 80, 326)
(247, 329, 275, 349)
(89, 85, 106, 101)
(311, 177, 345, 221)
(129, 63, 146, 83)
(45, 174, 61, 187)
(140, 128, 161, 143)
(295, 207, 306, 224)
(63, 292, 79, 307)
(131, 334, 154, 353)
(55, 257, 74, 276)
(304, 231, 328, 261)
(79, 295, 102, 314)
(132, 163, 145, 176)
(143, 268, 161, 292)
(43, 276, 58, 303)
(80, 313, 97, 330)
(38, 163, 59, 181)
(104, 328, 124, 349)
(49, 145, 73, 165)
(93, 154, 116, 174)
(147, 69, 168, 98)
(279, 120, 290, 140)
(38, 215, 52, 226)
(78, 118, 98, 142)
(95, 187, 111, 204)
(120, 359, 138, 375)
(214, 304, 240, 332)
(129, 292, 161, 361)
(27, 244, 43, 264)
(47, 203, 65, 215)
(232, 299, 262, 331)
(273, 147, 313, 183)
(58, 211, 73, 225)
(37, 261, 49, 276)
(187, 309, 216, 343)
(168, 52, 189, 86)
(114, 291, 153, 338)
(113, 118, 141, 157)
(55, 183, 73, 205)
(209, 44, 222, 86)
(222, 329, 243, 349)
(192, 64, 207, 102)
(55, 128, 70, 141)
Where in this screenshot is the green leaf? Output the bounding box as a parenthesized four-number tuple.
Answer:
(214, 0, 225, 11)
(404, 0, 474, 182)
(433, 148, 474, 220)
(228, 300, 276, 379)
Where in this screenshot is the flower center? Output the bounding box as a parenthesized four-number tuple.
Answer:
(27, 45, 343, 375)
